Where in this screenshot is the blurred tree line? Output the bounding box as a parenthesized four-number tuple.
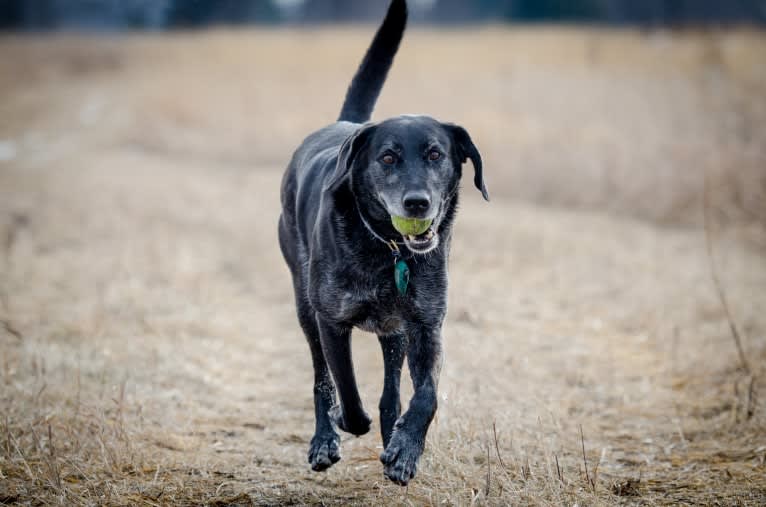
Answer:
(1, 0, 764, 29)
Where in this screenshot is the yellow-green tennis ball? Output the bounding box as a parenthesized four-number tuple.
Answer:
(391, 216, 433, 236)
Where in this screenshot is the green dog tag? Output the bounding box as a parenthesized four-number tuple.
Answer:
(394, 259, 409, 296)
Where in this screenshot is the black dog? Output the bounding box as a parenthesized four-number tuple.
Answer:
(278, 0, 488, 486)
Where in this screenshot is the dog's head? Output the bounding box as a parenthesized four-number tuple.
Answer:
(325, 115, 488, 254)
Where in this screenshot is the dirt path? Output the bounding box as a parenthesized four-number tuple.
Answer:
(1, 30, 765, 506)
(3, 144, 764, 505)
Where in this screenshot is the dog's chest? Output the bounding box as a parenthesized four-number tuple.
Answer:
(331, 280, 403, 335)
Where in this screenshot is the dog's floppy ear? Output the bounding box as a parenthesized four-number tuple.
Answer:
(444, 123, 489, 201)
(324, 124, 375, 194)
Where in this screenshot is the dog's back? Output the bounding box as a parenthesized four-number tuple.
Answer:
(279, 123, 356, 258)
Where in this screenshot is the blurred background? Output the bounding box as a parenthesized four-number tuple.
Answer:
(1, 0, 766, 28)
(2, 0, 765, 225)
(1, 1, 765, 505)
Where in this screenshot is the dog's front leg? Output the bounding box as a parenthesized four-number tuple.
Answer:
(316, 316, 372, 437)
(378, 332, 407, 448)
(380, 324, 442, 486)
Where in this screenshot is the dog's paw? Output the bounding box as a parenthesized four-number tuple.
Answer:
(380, 429, 424, 486)
(330, 405, 372, 437)
(308, 431, 341, 471)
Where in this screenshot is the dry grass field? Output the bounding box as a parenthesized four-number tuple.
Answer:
(1, 27, 765, 505)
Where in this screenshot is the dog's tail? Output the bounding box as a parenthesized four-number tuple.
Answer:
(337, 0, 407, 124)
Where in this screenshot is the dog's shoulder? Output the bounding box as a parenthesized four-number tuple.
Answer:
(292, 122, 361, 174)
(281, 122, 364, 251)
(292, 121, 361, 201)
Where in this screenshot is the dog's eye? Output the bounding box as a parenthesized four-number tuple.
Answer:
(381, 154, 396, 165)
(428, 150, 441, 161)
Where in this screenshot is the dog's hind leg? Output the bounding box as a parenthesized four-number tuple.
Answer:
(316, 317, 372, 437)
(295, 293, 341, 471)
(378, 333, 406, 449)
(279, 217, 341, 471)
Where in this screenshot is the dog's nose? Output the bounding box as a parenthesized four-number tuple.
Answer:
(403, 192, 431, 215)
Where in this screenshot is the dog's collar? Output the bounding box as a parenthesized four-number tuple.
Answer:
(357, 208, 410, 296)
(357, 208, 404, 251)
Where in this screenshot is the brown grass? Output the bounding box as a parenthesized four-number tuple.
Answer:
(1, 27, 765, 505)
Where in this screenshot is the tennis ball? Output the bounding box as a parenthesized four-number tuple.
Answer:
(391, 216, 433, 236)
